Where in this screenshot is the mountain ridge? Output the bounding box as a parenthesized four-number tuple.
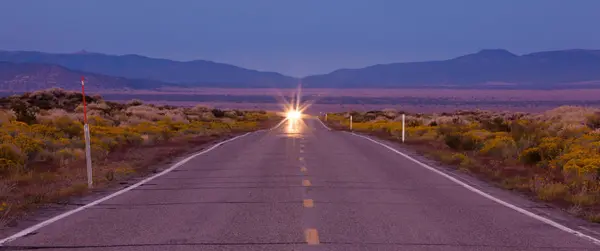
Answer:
(301, 49, 600, 88)
(0, 50, 298, 87)
(0, 61, 175, 92)
(2, 49, 600, 90)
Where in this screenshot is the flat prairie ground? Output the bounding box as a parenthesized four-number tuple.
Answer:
(98, 88, 600, 113)
(4, 88, 599, 113)
(142, 87, 600, 101)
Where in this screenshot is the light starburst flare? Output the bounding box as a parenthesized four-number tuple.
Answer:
(286, 110, 302, 120)
(275, 84, 313, 133)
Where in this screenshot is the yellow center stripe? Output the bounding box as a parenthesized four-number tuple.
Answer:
(305, 228, 320, 245)
(303, 199, 314, 208)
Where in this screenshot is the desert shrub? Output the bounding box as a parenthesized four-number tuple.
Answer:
(189, 104, 211, 114)
(48, 116, 84, 138)
(127, 99, 143, 106)
(211, 109, 225, 118)
(519, 147, 542, 165)
(443, 133, 462, 150)
(542, 106, 599, 125)
(480, 135, 518, 160)
(11, 101, 39, 124)
(163, 109, 188, 123)
(36, 109, 79, 124)
(11, 134, 44, 162)
(126, 105, 163, 122)
(562, 156, 600, 179)
(349, 113, 368, 123)
(29, 124, 59, 138)
(87, 102, 112, 115)
(437, 123, 463, 136)
(406, 118, 423, 127)
(510, 119, 528, 141)
(0, 110, 16, 125)
(568, 192, 599, 206)
(88, 116, 113, 126)
(0, 144, 25, 173)
(585, 112, 600, 130)
(461, 130, 491, 150)
(382, 109, 398, 119)
(481, 116, 510, 132)
(440, 128, 490, 151)
(406, 126, 437, 140)
(22, 89, 99, 111)
(243, 112, 269, 122)
(199, 112, 216, 121)
(444, 153, 473, 167)
(54, 148, 85, 167)
(557, 124, 589, 138)
(536, 182, 568, 202)
(538, 137, 563, 161)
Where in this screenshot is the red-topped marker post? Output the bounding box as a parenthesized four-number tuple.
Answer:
(81, 77, 93, 188)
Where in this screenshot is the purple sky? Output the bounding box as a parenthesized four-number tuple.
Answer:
(1, 0, 599, 77)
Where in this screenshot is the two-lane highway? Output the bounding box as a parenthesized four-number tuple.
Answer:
(1, 118, 599, 250)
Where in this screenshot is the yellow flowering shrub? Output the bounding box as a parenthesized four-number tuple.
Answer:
(480, 136, 518, 160)
(0, 143, 25, 173)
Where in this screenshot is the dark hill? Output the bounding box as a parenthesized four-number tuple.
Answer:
(0, 50, 298, 88)
(301, 49, 600, 89)
(0, 61, 171, 92)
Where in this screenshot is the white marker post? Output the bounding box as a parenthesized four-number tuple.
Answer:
(350, 115, 353, 131)
(402, 114, 405, 143)
(81, 77, 93, 188)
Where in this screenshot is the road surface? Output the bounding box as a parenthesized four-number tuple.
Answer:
(2, 118, 600, 250)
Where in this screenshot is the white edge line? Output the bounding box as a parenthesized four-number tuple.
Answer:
(349, 132, 600, 246)
(0, 131, 256, 245)
(316, 117, 331, 130)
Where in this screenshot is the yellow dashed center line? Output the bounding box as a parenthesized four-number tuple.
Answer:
(298, 148, 317, 247)
(305, 228, 320, 245)
(302, 180, 312, 187)
(303, 199, 314, 208)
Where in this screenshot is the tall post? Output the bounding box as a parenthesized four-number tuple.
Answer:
(350, 115, 353, 131)
(81, 77, 93, 188)
(402, 114, 405, 143)
(325, 113, 327, 121)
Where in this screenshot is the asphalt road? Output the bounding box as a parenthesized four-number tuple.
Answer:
(2, 118, 600, 250)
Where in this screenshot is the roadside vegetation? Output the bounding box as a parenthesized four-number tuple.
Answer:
(0, 88, 279, 226)
(323, 107, 600, 222)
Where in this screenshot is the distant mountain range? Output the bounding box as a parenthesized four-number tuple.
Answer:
(0, 50, 298, 89)
(303, 49, 600, 89)
(1, 49, 600, 90)
(0, 61, 174, 92)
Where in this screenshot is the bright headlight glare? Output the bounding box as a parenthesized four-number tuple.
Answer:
(287, 110, 301, 120)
